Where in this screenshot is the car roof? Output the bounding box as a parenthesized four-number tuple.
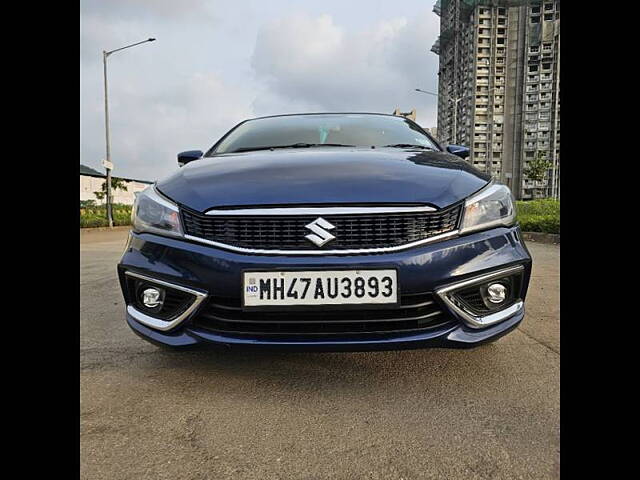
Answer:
(243, 112, 407, 122)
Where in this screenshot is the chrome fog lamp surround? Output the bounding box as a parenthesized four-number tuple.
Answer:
(124, 271, 207, 331)
(435, 265, 524, 329)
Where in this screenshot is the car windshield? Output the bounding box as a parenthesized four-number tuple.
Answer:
(209, 114, 440, 154)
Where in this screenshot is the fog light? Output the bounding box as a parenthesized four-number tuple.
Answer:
(486, 283, 507, 304)
(142, 287, 163, 308)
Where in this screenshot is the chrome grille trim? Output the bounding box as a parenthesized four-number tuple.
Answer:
(184, 230, 459, 255)
(204, 206, 437, 215)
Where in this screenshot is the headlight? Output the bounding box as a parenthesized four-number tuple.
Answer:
(459, 182, 516, 234)
(131, 186, 183, 238)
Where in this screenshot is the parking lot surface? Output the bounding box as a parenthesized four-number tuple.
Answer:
(81, 228, 559, 479)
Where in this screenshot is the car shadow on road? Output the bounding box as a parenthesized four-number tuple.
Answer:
(125, 341, 509, 397)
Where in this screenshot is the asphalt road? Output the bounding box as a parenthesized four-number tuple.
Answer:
(80, 228, 559, 480)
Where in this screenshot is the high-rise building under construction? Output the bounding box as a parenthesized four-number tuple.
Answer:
(431, 0, 560, 199)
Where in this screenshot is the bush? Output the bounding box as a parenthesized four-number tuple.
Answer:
(516, 199, 560, 234)
(80, 199, 97, 209)
(80, 204, 132, 228)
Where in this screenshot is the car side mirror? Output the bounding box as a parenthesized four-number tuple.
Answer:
(177, 150, 203, 167)
(446, 145, 470, 159)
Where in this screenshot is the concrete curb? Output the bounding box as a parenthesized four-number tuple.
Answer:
(522, 231, 560, 244)
(80, 226, 130, 234)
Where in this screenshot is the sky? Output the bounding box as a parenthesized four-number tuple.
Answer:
(80, 0, 441, 181)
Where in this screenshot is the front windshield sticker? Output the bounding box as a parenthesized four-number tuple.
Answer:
(318, 127, 329, 144)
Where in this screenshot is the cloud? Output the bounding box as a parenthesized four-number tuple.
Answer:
(80, 2, 440, 181)
(250, 12, 439, 127)
(80, 0, 214, 20)
(81, 71, 253, 181)
(80, 0, 216, 63)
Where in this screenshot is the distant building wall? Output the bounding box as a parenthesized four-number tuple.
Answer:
(392, 108, 417, 121)
(432, 0, 560, 199)
(80, 174, 152, 205)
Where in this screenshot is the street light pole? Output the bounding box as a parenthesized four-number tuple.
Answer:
(102, 50, 113, 227)
(102, 37, 156, 227)
(415, 88, 460, 144)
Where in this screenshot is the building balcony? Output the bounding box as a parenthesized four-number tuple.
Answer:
(430, 36, 440, 55)
(433, 0, 441, 16)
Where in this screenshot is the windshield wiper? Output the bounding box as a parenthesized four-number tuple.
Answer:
(382, 144, 438, 151)
(230, 143, 354, 153)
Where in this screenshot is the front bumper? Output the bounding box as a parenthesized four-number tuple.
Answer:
(117, 226, 532, 351)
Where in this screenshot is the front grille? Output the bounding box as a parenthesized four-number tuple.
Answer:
(181, 205, 461, 251)
(454, 286, 491, 314)
(189, 292, 456, 339)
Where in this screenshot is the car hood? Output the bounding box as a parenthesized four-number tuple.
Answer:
(156, 148, 491, 212)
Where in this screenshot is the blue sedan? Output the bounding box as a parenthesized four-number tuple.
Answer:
(118, 113, 532, 351)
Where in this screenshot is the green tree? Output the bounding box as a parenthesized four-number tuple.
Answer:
(524, 151, 552, 199)
(94, 177, 128, 201)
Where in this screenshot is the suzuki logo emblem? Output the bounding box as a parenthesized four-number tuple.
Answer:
(304, 217, 336, 247)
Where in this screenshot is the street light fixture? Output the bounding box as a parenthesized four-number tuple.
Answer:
(102, 37, 156, 227)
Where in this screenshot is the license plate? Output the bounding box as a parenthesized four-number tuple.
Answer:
(243, 269, 398, 307)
